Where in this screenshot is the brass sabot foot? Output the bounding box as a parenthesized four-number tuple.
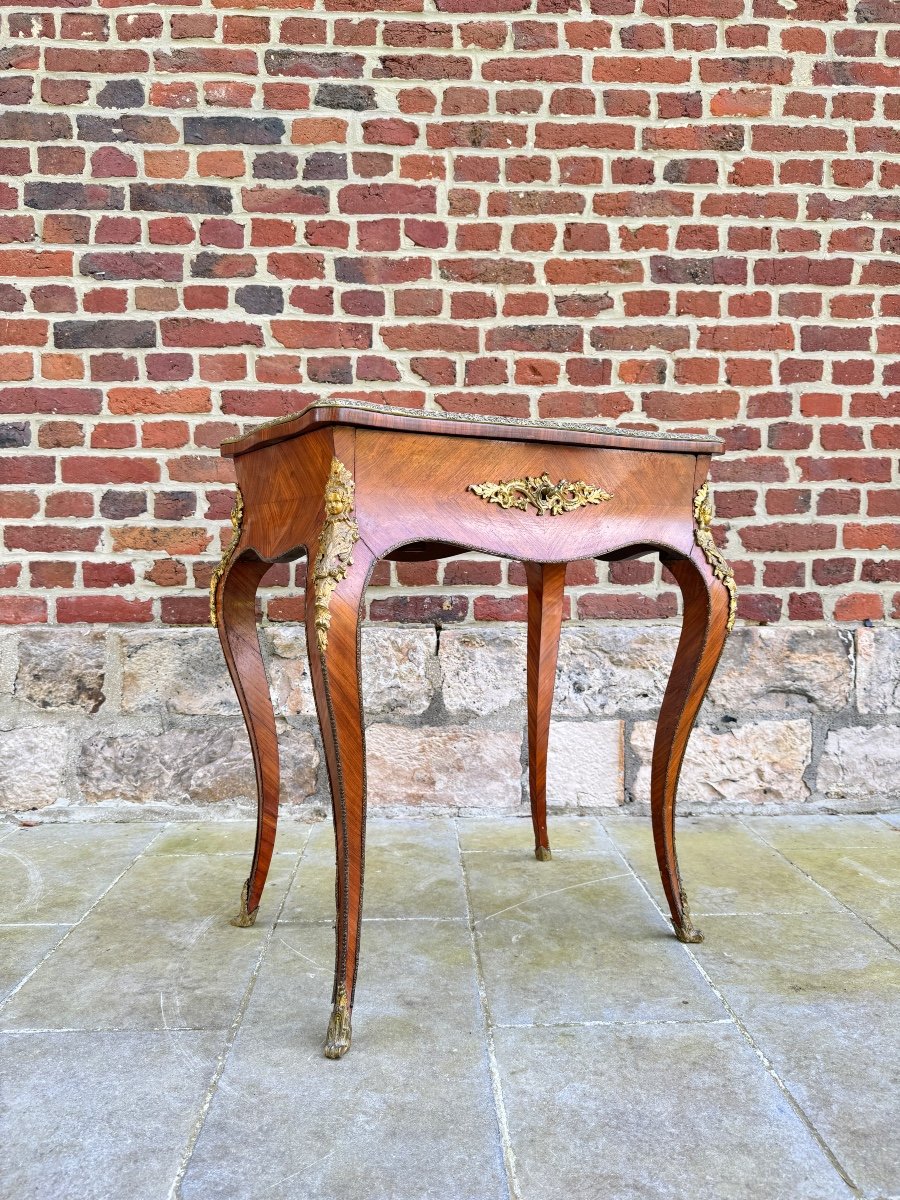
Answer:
(672, 917, 704, 944)
(324, 984, 352, 1060)
(229, 880, 259, 928)
(535, 845, 552, 861)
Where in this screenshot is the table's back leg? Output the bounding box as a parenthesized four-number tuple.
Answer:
(306, 540, 375, 1059)
(524, 561, 567, 861)
(215, 549, 281, 928)
(652, 552, 732, 943)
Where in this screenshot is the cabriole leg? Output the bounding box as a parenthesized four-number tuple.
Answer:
(524, 561, 567, 862)
(652, 551, 732, 943)
(306, 540, 375, 1059)
(215, 549, 281, 929)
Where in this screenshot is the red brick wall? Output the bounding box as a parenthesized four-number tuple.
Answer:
(1, 0, 898, 628)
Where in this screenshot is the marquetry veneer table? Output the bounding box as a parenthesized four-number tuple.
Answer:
(210, 399, 736, 1058)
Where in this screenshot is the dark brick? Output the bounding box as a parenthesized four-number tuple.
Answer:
(0, 422, 29, 449)
(856, 0, 900, 19)
(154, 47, 257, 75)
(0, 76, 34, 105)
(303, 151, 348, 180)
(8, 12, 53, 36)
(0, 285, 26, 312)
(486, 324, 582, 353)
(369, 595, 468, 623)
(99, 490, 147, 520)
(379, 54, 472, 79)
(306, 356, 352, 384)
(184, 116, 286, 146)
(76, 115, 177, 144)
(314, 83, 376, 110)
(54, 320, 157, 350)
(154, 491, 196, 520)
(25, 183, 125, 211)
(0, 112, 71, 141)
(235, 285, 284, 315)
(265, 50, 364, 78)
(0, 46, 39, 72)
(253, 151, 298, 180)
(130, 183, 232, 215)
(96, 79, 146, 109)
(861, 559, 900, 583)
(190, 252, 255, 279)
(650, 256, 748, 285)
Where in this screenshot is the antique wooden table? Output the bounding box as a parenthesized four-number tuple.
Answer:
(211, 399, 736, 1058)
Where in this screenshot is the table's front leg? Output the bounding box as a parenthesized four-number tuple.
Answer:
(305, 481, 375, 1059)
(652, 550, 733, 943)
(524, 561, 567, 861)
(215, 548, 281, 929)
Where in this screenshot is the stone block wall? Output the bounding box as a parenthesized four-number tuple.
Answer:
(1, 624, 897, 819)
(1, 0, 900, 626)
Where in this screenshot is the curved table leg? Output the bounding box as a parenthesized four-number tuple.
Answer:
(306, 543, 375, 1059)
(524, 561, 567, 861)
(215, 549, 281, 928)
(652, 551, 732, 943)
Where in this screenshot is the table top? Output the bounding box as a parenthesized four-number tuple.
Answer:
(221, 399, 725, 459)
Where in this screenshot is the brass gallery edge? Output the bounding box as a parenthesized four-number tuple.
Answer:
(314, 457, 360, 653)
(209, 486, 244, 627)
(693, 482, 738, 632)
(469, 474, 613, 516)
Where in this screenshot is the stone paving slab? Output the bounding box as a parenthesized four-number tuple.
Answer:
(0, 853, 294, 1032)
(282, 817, 467, 923)
(0, 1030, 222, 1200)
(745, 816, 900, 945)
(0, 924, 68, 1004)
(603, 816, 841, 916)
(0, 823, 161, 924)
(181, 922, 508, 1200)
(464, 847, 723, 1027)
(457, 813, 613, 854)
(493, 1021, 852, 1200)
(147, 818, 313, 857)
(694, 911, 900, 1196)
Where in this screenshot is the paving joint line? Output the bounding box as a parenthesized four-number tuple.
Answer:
(739, 817, 900, 956)
(279, 915, 466, 926)
(145, 850, 308, 859)
(0, 822, 167, 1018)
(494, 1016, 733, 1030)
(455, 819, 523, 1200)
(460, 848, 611, 856)
(3, 1025, 231, 1035)
(0, 922, 72, 929)
(166, 842, 308, 1200)
(600, 818, 862, 1198)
